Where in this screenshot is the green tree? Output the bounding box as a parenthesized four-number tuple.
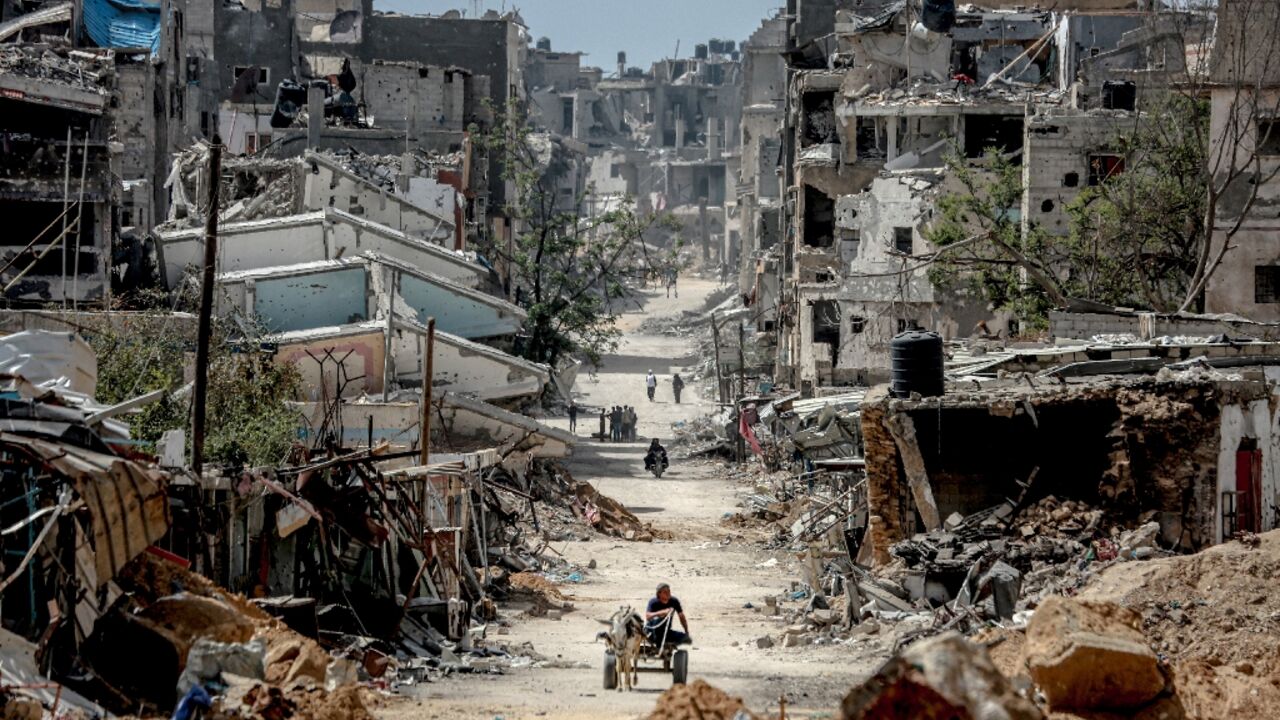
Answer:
(89, 309, 302, 468)
(925, 150, 1067, 326)
(475, 105, 681, 368)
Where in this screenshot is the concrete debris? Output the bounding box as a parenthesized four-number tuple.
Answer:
(1024, 597, 1166, 712)
(841, 632, 1042, 720)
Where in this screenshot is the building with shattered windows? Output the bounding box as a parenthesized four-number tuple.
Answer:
(758, 0, 1198, 391)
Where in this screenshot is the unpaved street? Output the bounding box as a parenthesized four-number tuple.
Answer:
(389, 279, 881, 719)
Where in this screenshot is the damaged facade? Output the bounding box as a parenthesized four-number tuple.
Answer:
(752, 0, 1194, 389)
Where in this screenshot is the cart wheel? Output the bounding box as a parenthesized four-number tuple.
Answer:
(672, 649, 688, 685)
(603, 651, 618, 690)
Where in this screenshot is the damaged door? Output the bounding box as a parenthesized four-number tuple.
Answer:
(1236, 444, 1263, 533)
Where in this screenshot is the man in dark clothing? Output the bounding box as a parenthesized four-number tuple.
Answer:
(598, 408, 607, 442)
(611, 406, 624, 442)
(672, 374, 685, 404)
(644, 583, 690, 647)
(568, 402, 578, 433)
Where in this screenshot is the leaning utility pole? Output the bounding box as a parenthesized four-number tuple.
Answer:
(420, 317, 437, 467)
(191, 139, 223, 476)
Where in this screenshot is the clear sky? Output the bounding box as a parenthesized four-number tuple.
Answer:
(374, 1, 785, 69)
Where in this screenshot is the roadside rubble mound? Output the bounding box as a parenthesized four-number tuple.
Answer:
(837, 534, 1280, 720)
(649, 679, 761, 720)
(98, 553, 377, 718)
(525, 461, 668, 541)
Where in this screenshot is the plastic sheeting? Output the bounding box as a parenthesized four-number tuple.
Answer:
(81, 0, 161, 55)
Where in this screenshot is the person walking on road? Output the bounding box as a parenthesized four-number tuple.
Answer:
(666, 268, 679, 299)
(646, 370, 657, 402)
(598, 408, 606, 442)
(672, 374, 685, 404)
(568, 401, 578, 433)
(611, 406, 624, 442)
(626, 406, 638, 441)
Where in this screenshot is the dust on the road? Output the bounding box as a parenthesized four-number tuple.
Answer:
(381, 279, 881, 720)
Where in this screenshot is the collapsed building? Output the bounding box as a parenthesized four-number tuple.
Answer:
(747, 0, 1199, 390)
(525, 35, 748, 265)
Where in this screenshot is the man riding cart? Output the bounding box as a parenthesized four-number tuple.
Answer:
(601, 583, 692, 689)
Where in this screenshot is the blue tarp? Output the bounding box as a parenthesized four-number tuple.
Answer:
(82, 0, 161, 55)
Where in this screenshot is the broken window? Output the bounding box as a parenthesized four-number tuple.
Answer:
(855, 116, 883, 160)
(1258, 120, 1280, 156)
(1088, 154, 1125, 186)
(801, 91, 839, 148)
(803, 186, 835, 248)
(812, 300, 842, 363)
(963, 114, 1024, 162)
(894, 227, 914, 255)
(234, 66, 270, 86)
(562, 98, 575, 132)
(850, 316, 866, 334)
(897, 318, 918, 334)
(1256, 266, 1280, 304)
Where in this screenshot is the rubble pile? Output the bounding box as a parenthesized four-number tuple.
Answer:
(0, 44, 112, 94)
(648, 679, 761, 720)
(837, 531, 1280, 720)
(519, 461, 666, 541)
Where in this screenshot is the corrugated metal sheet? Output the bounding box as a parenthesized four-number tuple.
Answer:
(81, 0, 161, 55)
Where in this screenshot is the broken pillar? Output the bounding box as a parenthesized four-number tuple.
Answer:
(1024, 597, 1166, 713)
(307, 84, 325, 148)
(884, 413, 942, 531)
(842, 632, 1042, 719)
(708, 117, 721, 161)
(981, 561, 1022, 621)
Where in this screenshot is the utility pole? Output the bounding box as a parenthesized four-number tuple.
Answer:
(420, 317, 437, 467)
(709, 312, 725, 403)
(737, 319, 747, 462)
(191, 138, 223, 476)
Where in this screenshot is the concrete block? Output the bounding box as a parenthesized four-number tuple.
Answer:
(1025, 597, 1165, 712)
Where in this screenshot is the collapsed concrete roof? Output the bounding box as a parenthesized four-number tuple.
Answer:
(217, 251, 526, 340)
(156, 208, 485, 292)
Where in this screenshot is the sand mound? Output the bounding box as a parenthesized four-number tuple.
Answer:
(649, 680, 761, 720)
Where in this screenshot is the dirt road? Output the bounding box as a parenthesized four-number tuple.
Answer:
(389, 279, 880, 720)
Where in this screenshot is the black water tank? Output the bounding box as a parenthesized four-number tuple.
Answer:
(695, 44, 709, 60)
(1102, 80, 1137, 111)
(921, 0, 957, 33)
(536, 37, 552, 51)
(891, 331, 945, 399)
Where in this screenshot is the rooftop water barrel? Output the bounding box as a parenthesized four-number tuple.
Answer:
(891, 330, 945, 399)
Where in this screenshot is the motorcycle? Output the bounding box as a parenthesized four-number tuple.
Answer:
(646, 451, 670, 479)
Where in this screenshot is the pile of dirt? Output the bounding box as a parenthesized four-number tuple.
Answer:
(509, 572, 576, 618)
(1080, 531, 1280, 674)
(509, 572, 568, 603)
(648, 680, 761, 720)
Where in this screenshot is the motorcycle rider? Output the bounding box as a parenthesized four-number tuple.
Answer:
(644, 438, 669, 473)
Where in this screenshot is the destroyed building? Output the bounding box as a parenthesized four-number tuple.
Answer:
(754, 1, 1198, 389)
(1204, 0, 1280, 324)
(0, 44, 119, 306)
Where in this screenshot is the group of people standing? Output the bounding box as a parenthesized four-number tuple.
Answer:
(602, 405, 639, 442)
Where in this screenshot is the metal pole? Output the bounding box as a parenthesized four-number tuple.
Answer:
(59, 127, 71, 311)
(420, 317, 436, 467)
(71, 132, 88, 311)
(191, 139, 223, 476)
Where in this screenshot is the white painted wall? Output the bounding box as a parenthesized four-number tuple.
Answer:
(159, 211, 484, 290)
(302, 162, 452, 239)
